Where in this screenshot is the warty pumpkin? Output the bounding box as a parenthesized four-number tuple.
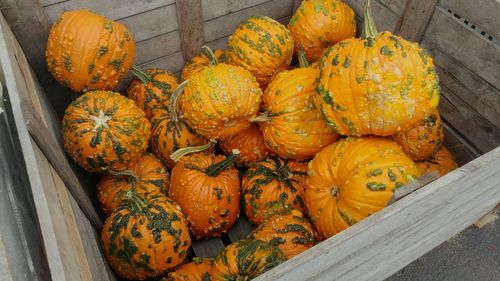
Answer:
(219, 125, 269, 166)
(253, 52, 339, 160)
(178, 63, 262, 140)
(165, 257, 212, 281)
(181, 48, 226, 81)
(226, 15, 294, 88)
(211, 239, 287, 280)
(169, 150, 240, 239)
(242, 155, 308, 226)
(46, 9, 135, 92)
(127, 68, 178, 119)
(417, 146, 457, 177)
(101, 191, 191, 280)
(97, 153, 169, 215)
(391, 110, 443, 162)
(249, 209, 318, 259)
(288, 0, 356, 62)
(315, 0, 440, 137)
(62, 91, 150, 173)
(305, 137, 421, 238)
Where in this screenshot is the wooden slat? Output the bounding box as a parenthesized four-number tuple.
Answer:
(135, 30, 181, 65)
(228, 215, 254, 242)
(191, 238, 225, 258)
(394, 0, 438, 42)
(257, 147, 500, 281)
(292, 0, 303, 13)
(388, 172, 439, 204)
(202, 0, 270, 21)
(120, 4, 178, 43)
(441, 0, 500, 39)
(40, 0, 67, 7)
(138, 51, 184, 74)
(344, 0, 400, 32)
(176, 0, 204, 61)
(442, 124, 479, 166)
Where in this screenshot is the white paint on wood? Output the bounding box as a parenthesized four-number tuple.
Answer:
(257, 147, 500, 281)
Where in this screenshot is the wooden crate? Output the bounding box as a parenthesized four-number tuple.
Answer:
(0, 0, 499, 280)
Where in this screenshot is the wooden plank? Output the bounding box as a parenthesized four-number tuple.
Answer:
(257, 146, 500, 281)
(120, 4, 178, 43)
(394, 0, 438, 42)
(292, 0, 303, 13)
(202, 0, 271, 21)
(176, 0, 204, 61)
(442, 123, 479, 166)
(228, 215, 254, 242)
(344, 0, 400, 32)
(191, 238, 225, 258)
(135, 30, 181, 65)
(138, 51, 184, 74)
(441, 0, 500, 39)
(388, 172, 439, 204)
(40, 0, 67, 7)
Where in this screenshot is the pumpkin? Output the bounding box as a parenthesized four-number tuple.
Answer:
(254, 52, 339, 160)
(226, 16, 294, 88)
(219, 125, 269, 166)
(242, 155, 308, 226)
(178, 63, 262, 140)
(127, 68, 178, 119)
(46, 9, 135, 92)
(101, 191, 191, 280)
(97, 153, 169, 215)
(150, 84, 208, 168)
(391, 110, 443, 161)
(211, 239, 287, 280)
(249, 209, 318, 258)
(417, 146, 457, 177)
(181, 48, 226, 81)
(315, 0, 440, 137)
(288, 0, 356, 62)
(62, 91, 150, 173)
(166, 257, 212, 281)
(169, 150, 240, 239)
(305, 137, 421, 238)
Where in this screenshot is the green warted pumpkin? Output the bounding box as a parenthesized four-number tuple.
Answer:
(227, 15, 294, 88)
(315, 0, 440, 137)
(417, 146, 457, 177)
(166, 257, 213, 281)
(242, 155, 308, 226)
(127, 68, 179, 119)
(101, 191, 191, 280)
(211, 239, 287, 280)
(62, 91, 150, 173)
(46, 9, 135, 92)
(181, 48, 226, 81)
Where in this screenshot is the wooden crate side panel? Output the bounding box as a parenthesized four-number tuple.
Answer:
(441, 0, 500, 40)
(257, 147, 500, 281)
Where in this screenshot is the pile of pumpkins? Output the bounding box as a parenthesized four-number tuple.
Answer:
(46, 0, 458, 280)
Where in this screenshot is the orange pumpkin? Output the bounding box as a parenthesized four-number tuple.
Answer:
(288, 0, 356, 62)
(169, 150, 240, 239)
(181, 48, 226, 81)
(97, 153, 169, 215)
(249, 209, 318, 258)
(305, 137, 422, 238)
(315, 0, 440, 136)
(166, 257, 212, 281)
(254, 53, 339, 160)
(219, 125, 269, 166)
(179, 64, 262, 140)
(127, 68, 178, 119)
(46, 9, 135, 92)
(212, 239, 287, 280)
(62, 91, 150, 173)
(101, 191, 191, 280)
(417, 146, 457, 177)
(227, 16, 294, 88)
(242, 155, 308, 226)
(391, 110, 443, 161)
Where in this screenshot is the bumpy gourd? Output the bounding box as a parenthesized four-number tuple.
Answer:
(219, 125, 269, 166)
(166, 257, 212, 281)
(417, 146, 457, 177)
(181, 49, 226, 81)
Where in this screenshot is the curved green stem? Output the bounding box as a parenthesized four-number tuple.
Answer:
(361, 0, 378, 39)
(108, 169, 140, 184)
(250, 112, 272, 123)
(131, 65, 152, 85)
(205, 149, 240, 177)
(202, 45, 218, 65)
(170, 140, 217, 163)
(122, 190, 148, 211)
(297, 45, 310, 68)
(168, 80, 189, 121)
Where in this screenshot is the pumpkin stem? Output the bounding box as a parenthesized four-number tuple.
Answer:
(168, 80, 189, 121)
(205, 149, 240, 177)
(131, 65, 152, 85)
(122, 190, 148, 211)
(202, 45, 218, 65)
(298, 45, 310, 68)
(107, 169, 140, 184)
(170, 139, 217, 163)
(360, 0, 378, 39)
(250, 112, 271, 123)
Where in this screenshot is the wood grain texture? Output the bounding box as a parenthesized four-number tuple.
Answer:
(441, 0, 500, 39)
(176, 0, 204, 61)
(191, 238, 225, 258)
(228, 215, 254, 242)
(388, 172, 439, 204)
(202, 0, 270, 21)
(257, 147, 500, 281)
(442, 123, 479, 166)
(394, 0, 438, 42)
